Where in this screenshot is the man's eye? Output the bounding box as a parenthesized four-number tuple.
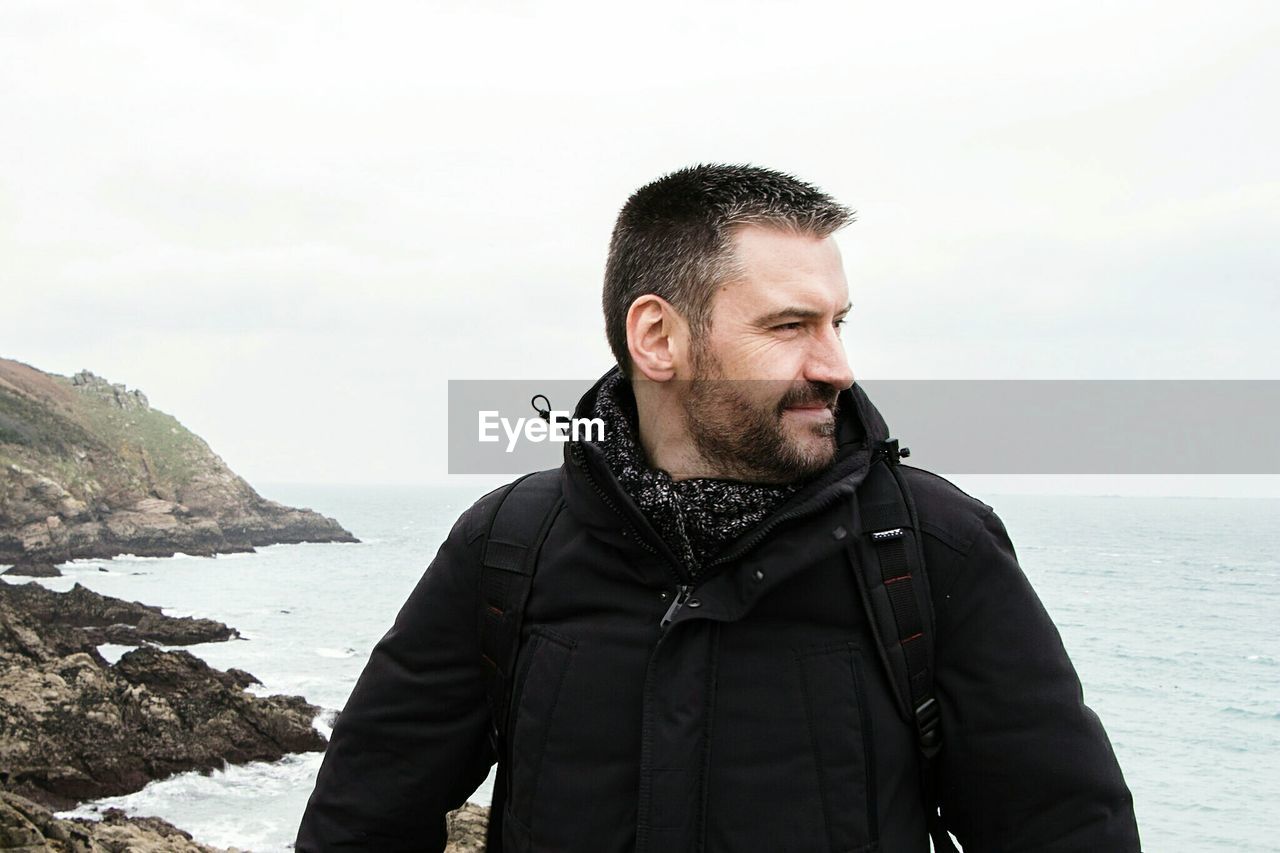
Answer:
(833, 318, 847, 333)
(774, 322, 802, 332)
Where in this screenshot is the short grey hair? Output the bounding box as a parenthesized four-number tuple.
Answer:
(602, 163, 855, 376)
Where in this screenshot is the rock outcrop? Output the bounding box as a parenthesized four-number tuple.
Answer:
(0, 357, 358, 564)
(2, 561, 61, 578)
(0, 790, 225, 852)
(0, 582, 239, 648)
(0, 581, 325, 810)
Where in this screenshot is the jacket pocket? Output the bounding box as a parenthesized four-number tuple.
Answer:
(507, 626, 577, 838)
(796, 640, 879, 853)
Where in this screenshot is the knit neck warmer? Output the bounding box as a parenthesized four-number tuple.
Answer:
(591, 372, 802, 579)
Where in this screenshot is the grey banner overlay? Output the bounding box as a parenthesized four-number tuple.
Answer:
(448, 380, 1280, 476)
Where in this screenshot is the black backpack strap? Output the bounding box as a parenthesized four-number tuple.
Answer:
(851, 440, 940, 755)
(477, 469, 565, 744)
(476, 469, 564, 851)
(850, 439, 958, 852)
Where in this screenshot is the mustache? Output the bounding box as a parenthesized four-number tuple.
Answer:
(777, 381, 841, 413)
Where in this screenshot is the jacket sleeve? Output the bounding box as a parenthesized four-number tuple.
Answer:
(929, 506, 1141, 853)
(295, 505, 495, 852)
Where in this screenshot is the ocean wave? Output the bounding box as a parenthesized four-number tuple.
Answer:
(57, 753, 325, 851)
(1219, 705, 1280, 721)
(312, 710, 336, 740)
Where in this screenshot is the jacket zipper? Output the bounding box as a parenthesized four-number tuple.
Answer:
(659, 584, 693, 629)
(571, 444, 698, 630)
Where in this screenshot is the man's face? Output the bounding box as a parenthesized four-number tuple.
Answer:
(681, 224, 855, 484)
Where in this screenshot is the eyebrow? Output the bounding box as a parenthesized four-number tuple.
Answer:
(754, 302, 853, 326)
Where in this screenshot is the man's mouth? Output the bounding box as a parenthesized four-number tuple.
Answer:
(777, 382, 840, 419)
(782, 403, 834, 418)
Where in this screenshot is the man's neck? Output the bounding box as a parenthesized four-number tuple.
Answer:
(631, 377, 724, 481)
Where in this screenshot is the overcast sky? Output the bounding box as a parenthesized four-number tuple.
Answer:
(2, 1, 1276, 494)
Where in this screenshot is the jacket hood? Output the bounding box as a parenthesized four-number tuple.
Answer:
(561, 366, 892, 565)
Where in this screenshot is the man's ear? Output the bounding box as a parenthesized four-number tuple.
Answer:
(626, 295, 686, 382)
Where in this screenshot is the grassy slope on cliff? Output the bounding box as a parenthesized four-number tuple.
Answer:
(0, 356, 355, 562)
(1, 358, 216, 505)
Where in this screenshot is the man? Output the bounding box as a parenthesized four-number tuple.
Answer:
(296, 164, 1141, 851)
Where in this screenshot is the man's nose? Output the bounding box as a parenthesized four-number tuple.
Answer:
(806, 327, 855, 391)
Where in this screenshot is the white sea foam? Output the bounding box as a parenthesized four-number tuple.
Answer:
(60, 754, 325, 852)
(312, 711, 335, 740)
(96, 643, 138, 664)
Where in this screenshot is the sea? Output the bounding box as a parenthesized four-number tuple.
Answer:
(5, 483, 1275, 852)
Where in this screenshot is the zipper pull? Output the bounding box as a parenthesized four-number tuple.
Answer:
(660, 584, 692, 629)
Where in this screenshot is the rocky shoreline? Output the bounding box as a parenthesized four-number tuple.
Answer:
(1, 789, 226, 852)
(0, 474, 359, 566)
(0, 483, 360, 566)
(0, 579, 325, 813)
(0, 570, 492, 850)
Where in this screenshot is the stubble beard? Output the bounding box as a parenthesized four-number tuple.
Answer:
(681, 346, 841, 484)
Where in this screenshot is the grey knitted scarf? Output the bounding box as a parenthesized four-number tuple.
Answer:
(591, 373, 802, 579)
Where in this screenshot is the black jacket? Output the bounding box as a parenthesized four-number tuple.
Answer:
(297, 373, 1141, 852)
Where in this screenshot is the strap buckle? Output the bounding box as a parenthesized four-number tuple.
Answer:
(915, 696, 942, 758)
(487, 718, 502, 757)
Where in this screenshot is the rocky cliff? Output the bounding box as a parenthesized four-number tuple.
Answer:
(0, 358, 357, 565)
